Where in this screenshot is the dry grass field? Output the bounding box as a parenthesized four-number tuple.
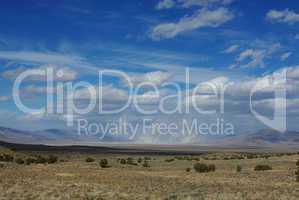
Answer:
(0, 148, 299, 200)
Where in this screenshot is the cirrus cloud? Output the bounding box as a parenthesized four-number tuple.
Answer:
(150, 7, 234, 40)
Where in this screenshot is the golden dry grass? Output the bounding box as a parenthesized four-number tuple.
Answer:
(0, 152, 298, 200)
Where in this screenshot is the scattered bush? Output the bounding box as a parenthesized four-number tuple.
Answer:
(175, 156, 200, 161)
(100, 159, 110, 168)
(137, 158, 143, 163)
(208, 164, 216, 172)
(15, 158, 25, 165)
(0, 154, 14, 162)
(296, 160, 299, 167)
(246, 154, 258, 159)
(127, 157, 137, 166)
(236, 165, 242, 173)
(144, 157, 152, 161)
(26, 155, 59, 164)
(36, 155, 47, 164)
(120, 158, 126, 165)
(254, 165, 272, 171)
(193, 163, 216, 173)
(142, 160, 150, 168)
(47, 155, 58, 164)
(25, 158, 37, 165)
(295, 168, 299, 182)
(165, 158, 175, 162)
(186, 168, 191, 172)
(85, 157, 95, 163)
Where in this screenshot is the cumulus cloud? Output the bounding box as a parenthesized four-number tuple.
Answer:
(156, 0, 175, 10)
(280, 52, 292, 61)
(128, 71, 171, 86)
(73, 85, 129, 102)
(284, 65, 299, 79)
(266, 9, 299, 25)
(223, 44, 239, 53)
(72, 84, 168, 105)
(150, 7, 234, 40)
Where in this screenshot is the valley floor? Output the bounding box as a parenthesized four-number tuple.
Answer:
(0, 151, 298, 200)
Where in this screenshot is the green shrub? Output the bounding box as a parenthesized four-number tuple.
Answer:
(246, 154, 258, 159)
(208, 164, 216, 172)
(120, 158, 126, 165)
(137, 158, 143, 163)
(0, 154, 14, 162)
(85, 157, 95, 163)
(186, 168, 191, 172)
(15, 158, 25, 165)
(236, 165, 242, 172)
(295, 168, 299, 182)
(25, 158, 37, 165)
(100, 159, 110, 168)
(193, 163, 215, 173)
(254, 165, 272, 171)
(142, 160, 150, 168)
(47, 155, 58, 164)
(165, 158, 175, 162)
(127, 157, 137, 166)
(36, 155, 47, 164)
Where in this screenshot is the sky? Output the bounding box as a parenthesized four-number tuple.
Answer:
(0, 0, 299, 143)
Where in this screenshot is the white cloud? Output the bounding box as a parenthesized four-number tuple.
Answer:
(223, 44, 239, 53)
(295, 34, 299, 40)
(134, 91, 161, 104)
(266, 9, 299, 25)
(0, 51, 84, 65)
(73, 85, 129, 102)
(284, 65, 299, 79)
(252, 98, 299, 111)
(178, 0, 234, 8)
(155, 0, 235, 10)
(280, 52, 292, 61)
(231, 43, 281, 68)
(150, 7, 234, 40)
(156, 0, 175, 10)
(24, 85, 56, 94)
(0, 96, 10, 101)
(1, 64, 78, 81)
(129, 71, 171, 86)
(237, 49, 266, 68)
(72, 84, 167, 106)
(1, 67, 26, 80)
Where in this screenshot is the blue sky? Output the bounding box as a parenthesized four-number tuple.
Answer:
(0, 0, 299, 143)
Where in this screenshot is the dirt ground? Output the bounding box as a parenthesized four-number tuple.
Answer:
(0, 151, 298, 200)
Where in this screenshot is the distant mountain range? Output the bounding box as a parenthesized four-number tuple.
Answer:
(0, 127, 82, 145)
(0, 126, 299, 148)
